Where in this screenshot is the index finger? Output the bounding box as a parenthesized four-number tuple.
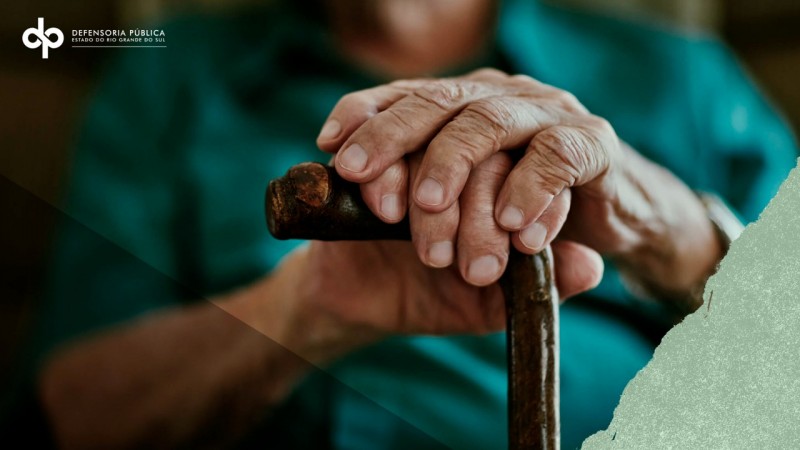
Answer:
(333, 77, 506, 182)
(316, 80, 431, 153)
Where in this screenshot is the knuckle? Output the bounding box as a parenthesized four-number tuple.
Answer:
(511, 73, 544, 89)
(538, 164, 578, 193)
(582, 114, 610, 130)
(383, 107, 420, 131)
(414, 80, 473, 110)
(470, 68, 508, 79)
(335, 91, 381, 119)
(462, 187, 497, 217)
(476, 153, 513, 180)
(435, 132, 482, 173)
(340, 91, 369, 110)
(589, 116, 615, 135)
(579, 116, 618, 155)
(419, 205, 459, 235)
(552, 90, 575, 104)
(533, 128, 585, 186)
(551, 90, 584, 112)
(410, 226, 429, 257)
(511, 73, 535, 82)
(435, 126, 492, 174)
(460, 230, 507, 256)
(388, 78, 423, 90)
(463, 99, 515, 146)
(518, 156, 572, 196)
(380, 161, 407, 190)
(545, 195, 570, 226)
(353, 118, 401, 161)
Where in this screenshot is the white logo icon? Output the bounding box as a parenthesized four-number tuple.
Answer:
(23, 18, 64, 59)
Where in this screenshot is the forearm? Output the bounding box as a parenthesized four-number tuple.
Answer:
(217, 247, 377, 367)
(39, 250, 342, 450)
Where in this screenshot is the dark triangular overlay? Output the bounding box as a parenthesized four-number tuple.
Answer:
(0, 173, 450, 449)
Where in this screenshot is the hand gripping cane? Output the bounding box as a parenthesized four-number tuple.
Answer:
(266, 162, 560, 450)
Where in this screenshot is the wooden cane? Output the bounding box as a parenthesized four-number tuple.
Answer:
(266, 162, 559, 450)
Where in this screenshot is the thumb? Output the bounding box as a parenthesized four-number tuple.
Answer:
(550, 240, 604, 300)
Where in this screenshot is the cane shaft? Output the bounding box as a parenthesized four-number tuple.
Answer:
(265, 162, 560, 450)
(502, 250, 560, 450)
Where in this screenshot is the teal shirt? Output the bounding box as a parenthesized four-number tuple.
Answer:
(26, 1, 797, 449)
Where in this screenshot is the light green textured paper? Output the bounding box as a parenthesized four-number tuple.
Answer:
(583, 161, 800, 450)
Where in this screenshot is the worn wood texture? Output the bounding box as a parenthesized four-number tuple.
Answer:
(266, 162, 410, 241)
(502, 248, 560, 450)
(265, 162, 560, 450)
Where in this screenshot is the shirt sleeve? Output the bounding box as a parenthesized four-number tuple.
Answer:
(689, 38, 798, 223)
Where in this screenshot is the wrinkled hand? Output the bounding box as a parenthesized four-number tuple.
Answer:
(317, 68, 634, 287)
(287, 238, 600, 345)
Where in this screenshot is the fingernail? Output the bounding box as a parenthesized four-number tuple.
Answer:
(380, 194, 401, 221)
(499, 206, 524, 229)
(317, 119, 341, 140)
(468, 255, 501, 286)
(428, 241, 454, 268)
(520, 222, 548, 251)
(338, 144, 368, 172)
(416, 177, 445, 206)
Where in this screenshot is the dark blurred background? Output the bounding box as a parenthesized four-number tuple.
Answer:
(2, 0, 799, 400)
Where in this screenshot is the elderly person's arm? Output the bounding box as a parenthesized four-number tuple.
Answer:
(40, 147, 602, 450)
(318, 69, 724, 312)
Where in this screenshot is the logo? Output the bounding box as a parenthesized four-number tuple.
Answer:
(23, 18, 64, 59)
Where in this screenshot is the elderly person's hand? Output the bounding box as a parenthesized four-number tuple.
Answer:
(278, 238, 600, 350)
(317, 69, 722, 303)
